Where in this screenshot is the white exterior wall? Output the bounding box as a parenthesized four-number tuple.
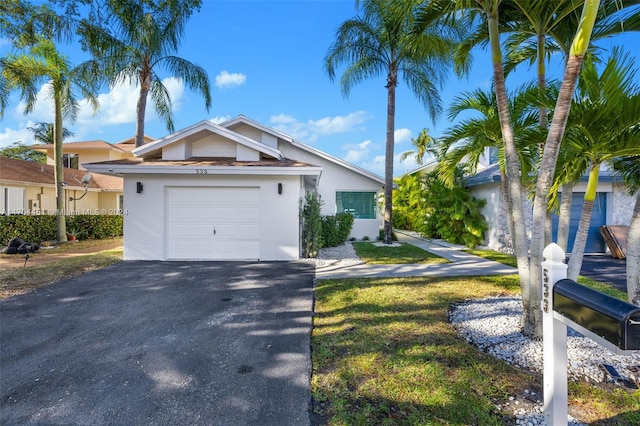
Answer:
(470, 181, 534, 253)
(469, 183, 507, 251)
(122, 173, 301, 261)
(277, 143, 383, 240)
(611, 182, 636, 226)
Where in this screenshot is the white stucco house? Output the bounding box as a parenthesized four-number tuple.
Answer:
(84, 116, 384, 261)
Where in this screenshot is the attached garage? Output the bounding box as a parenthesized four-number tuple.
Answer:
(166, 187, 260, 260)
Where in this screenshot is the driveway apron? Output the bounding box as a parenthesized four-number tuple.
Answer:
(0, 261, 315, 426)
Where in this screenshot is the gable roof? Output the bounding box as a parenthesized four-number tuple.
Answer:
(220, 115, 385, 184)
(132, 120, 284, 160)
(0, 156, 122, 191)
(114, 135, 155, 152)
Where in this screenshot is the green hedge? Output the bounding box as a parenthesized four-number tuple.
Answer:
(321, 212, 354, 248)
(0, 215, 123, 245)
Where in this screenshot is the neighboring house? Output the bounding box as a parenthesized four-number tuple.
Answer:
(465, 156, 635, 254)
(30, 135, 153, 170)
(84, 115, 385, 261)
(0, 156, 123, 215)
(400, 148, 635, 254)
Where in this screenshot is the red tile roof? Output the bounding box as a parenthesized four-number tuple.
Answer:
(0, 157, 122, 191)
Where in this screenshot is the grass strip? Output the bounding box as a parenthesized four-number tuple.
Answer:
(312, 275, 640, 425)
(353, 242, 448, 265)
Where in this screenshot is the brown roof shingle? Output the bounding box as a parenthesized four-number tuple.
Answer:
(0, 156, 122, 191)
(31, 140, 126, 153)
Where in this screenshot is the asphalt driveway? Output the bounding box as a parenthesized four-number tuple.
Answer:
(0, 261, 315, 426)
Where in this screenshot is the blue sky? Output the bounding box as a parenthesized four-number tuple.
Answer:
(1, 0, 639, 176)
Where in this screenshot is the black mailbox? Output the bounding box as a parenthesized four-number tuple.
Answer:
(553, 279, 640, 351)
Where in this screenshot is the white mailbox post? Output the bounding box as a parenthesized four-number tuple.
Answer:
(541, 243, 640, 426)
(541, 243, 568, 426)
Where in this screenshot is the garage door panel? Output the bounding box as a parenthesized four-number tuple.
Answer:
(166, 186, 260, 260)
(216, 241, 260, 259)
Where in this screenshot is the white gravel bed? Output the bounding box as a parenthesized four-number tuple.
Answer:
(313, 242, 363, 267)
(450, 296, 640, 425)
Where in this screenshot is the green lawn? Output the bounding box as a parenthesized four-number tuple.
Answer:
(312, 275, 639, 425)
(353, 242, 448, 264)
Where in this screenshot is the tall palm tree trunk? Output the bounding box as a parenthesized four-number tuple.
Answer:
(135, 72, 151, 148)
(500, 169, 516, 251)
(627, 192, 640, 305)
(567, 165, 600, 280)
(54, 92, 67, 242)
(383, 67, 397, 245)
(557, 184, 574, 252)
(487, 11, 533, 333)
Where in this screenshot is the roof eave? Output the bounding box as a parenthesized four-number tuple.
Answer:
(84, 163, 322, 177)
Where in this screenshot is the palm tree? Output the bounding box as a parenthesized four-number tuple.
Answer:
(27, 121, 74, 144)
(325, 0, 463, 244)
(556, 50, 640, 280)
(504, 0, 640, 252)
(398, 128, 439, 165)
(79, 0, 211, 148)
(426, 0, 600, 337)
(2, 38, 99, 241)
(435, 85, 540, 253)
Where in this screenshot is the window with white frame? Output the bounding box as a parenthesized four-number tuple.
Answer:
(63, 153, 79, 169)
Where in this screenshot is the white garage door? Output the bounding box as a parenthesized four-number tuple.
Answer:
(166, 187, 260, 260)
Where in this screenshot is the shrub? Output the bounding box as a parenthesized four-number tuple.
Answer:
(0, 215, 123, 245)
(321, 212, 354, 248)
(394, 168, 488, 248)
(300, 192, 323, 258)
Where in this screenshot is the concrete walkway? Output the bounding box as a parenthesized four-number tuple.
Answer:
(315, 231, 517, 280)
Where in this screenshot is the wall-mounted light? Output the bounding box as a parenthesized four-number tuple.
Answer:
(278, 183, 283, 195)
(136, 182, 144, 194)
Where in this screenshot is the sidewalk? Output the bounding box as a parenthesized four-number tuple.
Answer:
(315, 230, 517, 280)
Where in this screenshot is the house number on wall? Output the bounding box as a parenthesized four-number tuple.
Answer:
(195, 169, 208, 174)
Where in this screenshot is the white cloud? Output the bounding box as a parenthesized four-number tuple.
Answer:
(0, 121, 38, 148)
(269, 111, 372, 143)
(214, 71, 247, 89)
(209, 115, 231, 124)
(16, 84, 55, 122)
(357, 152, 421, 177)
(5, 77, 186, 143)
(343, 140, 372, 163)
(394, 128, 412, 144)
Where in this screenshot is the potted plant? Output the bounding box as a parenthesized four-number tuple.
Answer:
(66, 228, 78, 241)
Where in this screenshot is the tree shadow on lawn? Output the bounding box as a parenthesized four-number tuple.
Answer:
(311, 275, 537, 425)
